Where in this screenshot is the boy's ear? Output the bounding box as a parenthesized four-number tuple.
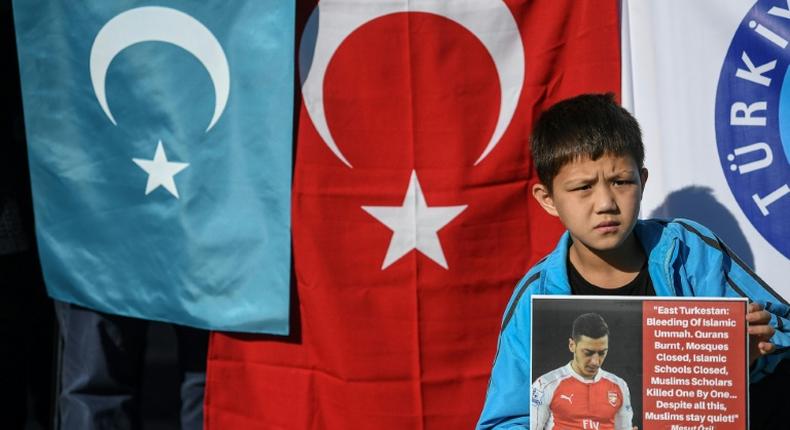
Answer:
(640, 167, 649, 192)
(532, 183, 559, 217)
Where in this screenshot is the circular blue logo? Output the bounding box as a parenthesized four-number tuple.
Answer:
(715, 0, 790, 259)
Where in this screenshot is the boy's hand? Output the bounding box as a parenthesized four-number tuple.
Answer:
(747, 302, 775, 366)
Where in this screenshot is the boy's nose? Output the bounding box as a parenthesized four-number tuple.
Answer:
(593, 185, 618, 213)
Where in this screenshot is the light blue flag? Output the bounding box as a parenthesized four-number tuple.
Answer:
(13, 1, 294, 334)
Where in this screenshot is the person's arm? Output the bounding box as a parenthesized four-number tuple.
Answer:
(715, 238, 790, 382)
(477, 321, 531, 429)
(477, 273, 539, 429)
(674, 219, 790, 383)
(746, 302, 776, 365)
(744, 300, 790, 381)
(614, 378, 634, 430)
(529, 377, 551, 430)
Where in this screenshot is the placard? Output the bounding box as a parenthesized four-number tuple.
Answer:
(531, 296, 748, 430)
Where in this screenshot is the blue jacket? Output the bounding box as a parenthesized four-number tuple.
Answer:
(477, 218, 790, 429)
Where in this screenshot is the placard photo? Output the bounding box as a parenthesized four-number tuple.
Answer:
(530, 296, 748, 430)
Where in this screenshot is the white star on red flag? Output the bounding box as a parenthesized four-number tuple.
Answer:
(362, 171, 467, 270)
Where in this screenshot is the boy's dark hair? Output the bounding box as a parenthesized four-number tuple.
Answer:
(571, 313, 609, 341)
(531, 93, 644, 191)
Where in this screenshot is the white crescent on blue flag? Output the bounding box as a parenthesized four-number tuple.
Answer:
(13, 1, 295, 333)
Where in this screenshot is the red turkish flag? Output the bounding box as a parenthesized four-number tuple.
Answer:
(205, 1, 620, 428)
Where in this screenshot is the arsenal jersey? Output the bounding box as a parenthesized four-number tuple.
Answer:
(530, 363, 633, 430)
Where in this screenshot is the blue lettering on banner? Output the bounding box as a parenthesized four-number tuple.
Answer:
(715, 0, 790, 258)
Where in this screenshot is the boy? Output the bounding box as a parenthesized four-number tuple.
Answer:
(476, 94, 789, 429)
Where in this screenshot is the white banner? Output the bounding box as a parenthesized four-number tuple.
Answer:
(622, 0, 789, 300)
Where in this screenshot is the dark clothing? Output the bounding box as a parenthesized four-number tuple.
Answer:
(568, 256, 656, 296)
(750, 358, 790, 430)
(54, 301, 208, 430)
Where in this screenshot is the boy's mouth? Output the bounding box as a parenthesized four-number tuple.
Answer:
(594, 221, 620, 232)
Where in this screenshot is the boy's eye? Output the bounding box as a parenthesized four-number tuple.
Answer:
(612, 179, 634, 186)
(573, 184, 592, 191)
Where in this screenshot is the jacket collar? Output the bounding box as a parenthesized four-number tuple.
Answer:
(541, 232, 573, 294)
(635, 220, 677, 296)
(540, 220, 676, 296)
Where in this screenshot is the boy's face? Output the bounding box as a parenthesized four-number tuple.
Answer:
(532, 153, 648, 254)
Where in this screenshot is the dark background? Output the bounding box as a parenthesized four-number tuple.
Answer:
(532, 297, 644, 428)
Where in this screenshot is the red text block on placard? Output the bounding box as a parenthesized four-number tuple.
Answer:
(642, 301, 747, 430)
